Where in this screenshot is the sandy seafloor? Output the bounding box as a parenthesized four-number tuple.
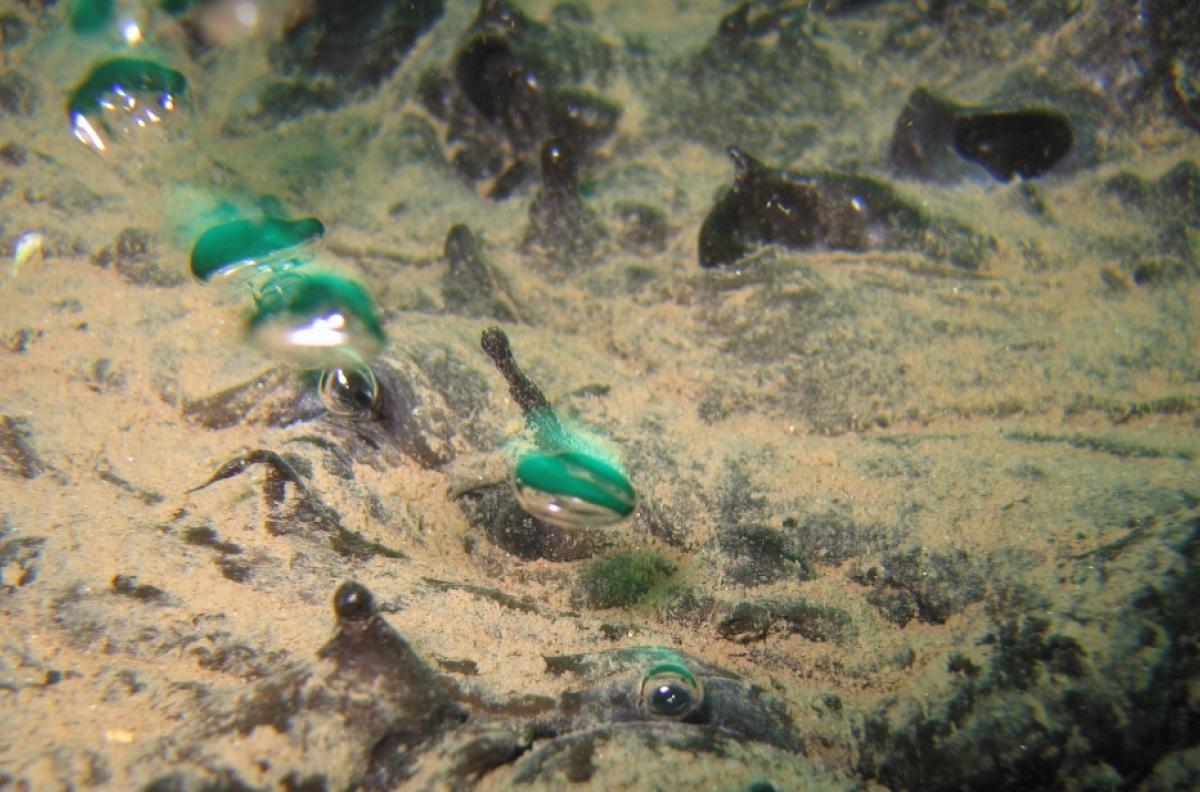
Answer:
(1, 0, 1199, 789)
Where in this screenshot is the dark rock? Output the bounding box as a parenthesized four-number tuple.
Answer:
(0, 142, 27, 165)
(419, 0, 619, 198)
(0, 72, 37, 117)
(889, 87, 1073, 182)
(1102, 160, 1200, 282)
(454, 33, 535, 123)
(716, 524, 814, 587)
(441, 224, 517, 321)
(189, 449, 404, 560)
(111, 574, 169, 604)
(952, 110, 1073, 182)
(1132, 255, 1198, 285)
(667, 1, 836, 157)
(457, 482, 606, 562)
(0, 13, 28, 48)
(852, 547, 985, 625)
(865, 588, 917, 628)
(182, 368, 321, 431)
(272, 0, 444, 97)
(547, 88, 620, 153)
(0, 415, 43, 479)
(785, 507, 895, 566)
(182, 525, 243, 556)
(333, 581, 374, 622)
(699, 146, 823, 268)
(809, 0, 886, 14)
(91, 228, 187, 288)
(699, 147, 992, 269)
(435, 656, 479, 675)
(0, 525, 44, 591)
(1106, 160, 1200, 226)
(312, 355, 479, 469)
(96, 464, 164, 504)
(522, 138, 604, 263)
(250, 80, 343, 124)
(318, 581, 468, 788)
(888, 87, 976, 182)
(776, 598, 852, 643)
(716, 597, 853, 643)
(1147, 0, 1200, 131)
(612, 202, 672, 255)
(716, 601, 772, 643)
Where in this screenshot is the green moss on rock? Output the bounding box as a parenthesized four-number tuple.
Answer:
(577, 551, 676, 609)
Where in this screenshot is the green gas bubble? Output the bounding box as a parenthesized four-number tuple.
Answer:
(190, 216, 325, 286)
(246, 272, 386, 368)
(639, 660, 703, 719)
(513, 449, 636, 529)
(67, 58, 189, 155)
(318, 362, 380, 419)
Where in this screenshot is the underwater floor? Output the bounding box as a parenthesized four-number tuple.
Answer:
(1, 0, 1199, 789)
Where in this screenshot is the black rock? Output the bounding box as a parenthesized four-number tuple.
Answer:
(852, 547, 985, 625)
(274, 0, 443, 94)
(522, 138, 604, 263)
(698, 146, 991, 269)
(716, 524, 814, 587)
(889, 87, 1073, 182)
(454, 33, 535, 123)
(952, 110, 1073, 182)
(238, 0, 442, 123)
(698, 146, 823, 268)
(0, 415, 43, 480)
(317, 581, 468, 788)
(419, 0, 620, 198)
(91, 228, 187, 288)
(548, 88, 621, 152)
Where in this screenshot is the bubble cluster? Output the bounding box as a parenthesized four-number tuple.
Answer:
(63, 14, 386, 420)
(191, 225, 386, 415)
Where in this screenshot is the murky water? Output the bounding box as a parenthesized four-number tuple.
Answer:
(1, 1, 1198, 789)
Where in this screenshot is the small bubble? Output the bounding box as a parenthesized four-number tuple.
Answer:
(333, 581, 374, 622)
(319, 363, 379, 418)
(639, 661, 703, 719)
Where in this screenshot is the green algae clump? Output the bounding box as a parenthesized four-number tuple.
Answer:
(577, 551, 676, 609)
